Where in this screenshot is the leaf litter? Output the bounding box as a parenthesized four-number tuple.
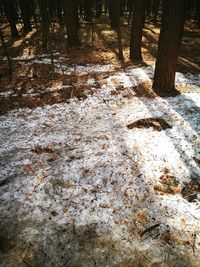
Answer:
(0, 57, 200, 266)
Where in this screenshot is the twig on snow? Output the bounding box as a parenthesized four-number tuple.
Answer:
(192, 231, 197, 255)
(140, 223, 160, 237)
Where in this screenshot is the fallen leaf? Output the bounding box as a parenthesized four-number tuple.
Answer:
(66, 181, 75, 188)
(173, 187, 181, 193)
(51, 211, 59, 217)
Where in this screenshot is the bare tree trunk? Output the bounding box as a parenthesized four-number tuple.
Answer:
(95, 0, 102, 18)
(130, 0, 145, 62)
(83, 0, 93, 22)
(145, 0, 152, 18)
(109, 0, 117, 28)
(3, 0, 19, 37)
(63, 0, 80, 47)
(116, 0, 124, 60)
(56, 0, 63, 26)
(38, 0, 49, 52)
(152, 0, 187, 96)
(127, 0, 134, 24)
(195, 0, 200, 25)
(152, 0, 160, 23)
(19, 0, 32, 32)
(0, 29, 12, 77)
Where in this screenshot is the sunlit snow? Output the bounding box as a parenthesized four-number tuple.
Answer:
(0, 61, 200, 266)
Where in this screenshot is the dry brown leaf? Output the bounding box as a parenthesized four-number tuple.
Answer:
(66, 181, 75, 188)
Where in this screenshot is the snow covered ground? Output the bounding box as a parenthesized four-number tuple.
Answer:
(0, 61, 200, 266)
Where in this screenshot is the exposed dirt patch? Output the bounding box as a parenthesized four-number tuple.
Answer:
(154, 174, 180, 194)
(0, 85, 89, 115)
(32, 146, 54, 154)
(181, 179, 200, 202)
(132, 80, 155, 98)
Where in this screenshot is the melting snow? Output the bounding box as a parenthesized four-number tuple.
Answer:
(0, 62, 200, 266)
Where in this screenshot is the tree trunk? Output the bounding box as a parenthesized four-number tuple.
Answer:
(152, 0, 160, 23)
(0, 29, 12, 76)
(145, 0, 152, 18)
(130, 0, 145, 62)
(120, 0, 125, 16)
(83, 0, 93, 22)
(152, 0, 187, 96)
(127, 0, 134, 23)
(0, 0, 4, 15)
(56, 0, 63, 26)
(109, 0, 117, 28)
(115, 0, 124, 60)
(19, 0, 32, 32)
(38, 0, 49, 51)
(78, 0, 84, 17)
(63, 0, 80, 47)
(3, 0, 19, 37)
(195, 0, 200, 25)
(95, 0, 102, 18)
(48, 0, 56, 19)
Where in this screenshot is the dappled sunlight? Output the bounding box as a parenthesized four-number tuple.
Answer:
(0, 0, 200, 262)
(0, 60, 200, 265)
(12, 30, 36, 48)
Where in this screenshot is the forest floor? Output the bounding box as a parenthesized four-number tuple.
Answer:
(0, 17, 200, 267)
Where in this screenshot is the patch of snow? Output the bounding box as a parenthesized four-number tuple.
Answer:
(0, 64, 200, 266)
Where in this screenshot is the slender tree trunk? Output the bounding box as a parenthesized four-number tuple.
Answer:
(31, 0, 39, 28)
(130, 0, 145, 62)
(152, 0, 160, 23)
(127, 0, 134, 23)
(56, 0, 63, 26)
(120, 0, 125, 16)
(3, 0, 19, 37)
(195, 0, 200, 25)
(104, 0, 109, 15)
(83, 0, 93, 22)
(0, 0, 4, 15)
(0, 29, 12, 76)
(152, 0, 187, 96)
(63, 0, 80, 47)
(38, 0, 49, 51)
(109, 0, 117, 28)
(95, 0, 102, 18)
(48, 0, 56, 19)
(146, 0, 152, 18)
(78, 0, 84, 17)
(19, 0, 32, 32)
(114, 0, 124, 60)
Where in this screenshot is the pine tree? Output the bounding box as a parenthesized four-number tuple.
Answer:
(63, 0, 80, 47)
(152, 0, 187, 96)
(130, 0, 145, 62)
(3, 0, 19, 37)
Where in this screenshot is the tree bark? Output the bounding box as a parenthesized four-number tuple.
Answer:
(195, 0, 200, 25)
(3, 0, 19, 37)
(114, 0, 124, 60)
(109, 0, 117, 29)
(0, 29, 12, 76)
(152, 0, 160, 23)
(38, 0, 49, 51)
(130, 0, 145, 62)
(145, 0, 152, 18)
(95, 0, 102, 18)
(56, 0, 63, 26)
(83, 0, 93, 22)
(152, 0, 187, 96)
(63, 0, 80, 47)
(19, 0, 32, 32)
